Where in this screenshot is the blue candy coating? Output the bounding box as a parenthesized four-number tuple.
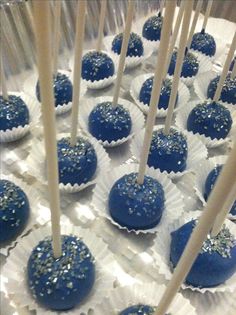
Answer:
(142, 14, 163, 41)
(0, 95, 29, 132)
(108, 172, 165, 230)
(204, 165, 236, 216)
(187, 101, 232, 140)
(120, 304, 156, 315)
(57, 137, 97, 186)
(36, 72, 72, 107)
(139, 77, 178, 110)
(168, 50, 199, 78)
(0, 180, 30, 243)
(27, 235, 95, 311)
(112, 32, 144, 57)
(207, 74, 236, 105)
(170, 220, 236, 287)
(88, 101, 132, 142)
(82, 51, 115, 82)
(148, 128, 188, 173)
(190, 30, 216, 57)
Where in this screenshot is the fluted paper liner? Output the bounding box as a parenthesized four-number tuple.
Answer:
(131, 126, 208, 179)
(130, 73, 190, 118)
(24, 132, 111, 193)
(79, 96, 145, 148)
(151, 210, 236, 293)
(0, 174, 49, 256)
(175, 100, 236, 148)
(91, 163, 184, 234)
(95, 283, 197, 315)
(103, 35, 153, 69)
(0, 92, 41, 143)
(23, 70, 85, 115)
(2, 223, 115, 315)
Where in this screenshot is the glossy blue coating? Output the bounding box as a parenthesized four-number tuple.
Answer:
(112, 32, 144, 57)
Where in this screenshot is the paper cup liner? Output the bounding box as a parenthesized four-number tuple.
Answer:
(91, 163, 184, 234)
(2, 222, 116, 315)
(95, 283, 197, 315)
(103, 35, 153, 69)
(0, 91, 41, 143)
(130, 73, 190, 118)
(23, 70, 85, 115)
(193, 155, 236, 221)
(175, 100, 236, 148)
(130, 126, 208, 179)
(24, 132, 111, 193)
(151, 210, 236, 293)
(0, 174, 49, 256)
(69, 49, 118, 90)
(79, 96, 145, 148)
(194, 70, 236, 111)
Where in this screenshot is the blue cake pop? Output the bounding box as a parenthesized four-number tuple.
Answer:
(27, 235, 95, 311)
(170, 220, 236, 287)
(36, 72, 72, 107)
(142, 13, 163, 42)
(139, 77, 178, 110)
(147, 128, 188, 173)
(187, 101, 232, 140)
(190, 29, 216, 57)
(168, 49, 199, 78)
(0, 180, 30, 243)
(120, 304, 156, 315)
(88, 101, 132, 143)
(82, 51, 115, 82)
(0, 95, 29, 132)
(204, 165, 236, 216)
(108, 172, 165, 231)
(57, 137, 97, 186)
(112, 32, 144, 57)
(207, 74, 236, 105)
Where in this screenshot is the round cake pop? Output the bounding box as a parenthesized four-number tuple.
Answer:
(204, 165, 236, 216)
(36, 72, 72, 107)
(57, 137, 97, 186)
(147, 128, 188, 173)
(190, 29, 216, 57)
(142, 13, 163, 42)
(0, 180, 30, 243)
(112, 32, 144, 57)
(207, 73, 236, 105)
(0, 95, 29, 132)
(27, 235, 95, 311)
(170, 220, 236, 287)
(120, 304, 156, 315)
(139, 77, 178, 110)
(187, 101, 232, 140)
(168, 49, 199, 78)
(82, 51, 115, 82)
(108, 172, 165, 230)
(88, 101, 132, 143)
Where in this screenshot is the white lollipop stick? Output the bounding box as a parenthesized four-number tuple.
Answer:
(70, 1, 87, 146)
(213, 31, 236, 102)
(112, 0, 135, 107)
(154, 142, 236, 315)
(186, 0, 203, 49)
(159, 0, 165, 15)
(211, 182, 236, 237)
(33, 1, 61, 258)
(0, 11, 8, 101)
(137, 0, 176, 185)
(202, 0, 213, 31)
(96, 0, 107, 51)
(231, 58, 236, 78)
(53, 1, 61, 74)
(163, 0, 185, 79)
(164, 1, 194, 135)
